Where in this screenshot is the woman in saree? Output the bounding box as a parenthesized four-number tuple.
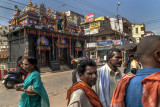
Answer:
(15, 57, 50, 107)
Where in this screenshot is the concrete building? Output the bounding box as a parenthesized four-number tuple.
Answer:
(132, 24, 145, 43)
(0, 25, 9, 68)
(82, 16, 134, 61)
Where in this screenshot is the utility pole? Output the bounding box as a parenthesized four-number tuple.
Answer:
(116, 2, 121, 40)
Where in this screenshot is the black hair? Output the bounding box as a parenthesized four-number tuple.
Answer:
(131, 68, 137, 74)
(77, 59, 96, 75)
(25, 57, 39, 72)
(129, 55, 134, 58)
(17, 56, 22, 64)
(107, 48, 121, 62)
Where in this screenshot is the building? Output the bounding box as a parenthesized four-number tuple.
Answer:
(0, 25, 9, 68)
(4, 1, 87, 70)
(82, 15, 134, 61)
(132, 24, 145, 43)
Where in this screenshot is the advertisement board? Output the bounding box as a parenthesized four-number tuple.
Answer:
(87, 43, 96, 48)
(97, 41, 113, 46)
(95, 16, 105, 21)
(90, 29, 99, 34)
(90, 21, 100, 30)
(86, 13, 94, 22)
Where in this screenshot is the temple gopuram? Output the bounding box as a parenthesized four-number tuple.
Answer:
(4, 1, 87, 70)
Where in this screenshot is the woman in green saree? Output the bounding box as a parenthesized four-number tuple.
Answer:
(15, 57, 50, 107)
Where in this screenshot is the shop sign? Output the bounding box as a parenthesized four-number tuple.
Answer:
(121, 40, 129, 44)
(84, 28, 90, 35)
(90, 29, 99, 34)
(86, 13, 94, 22)
(87, 43, 96, 48)
(90, 21, 100, 30)
(97, 41, 113, 46)
(113, 40, 121, 45)
(95, 16, 105, 21)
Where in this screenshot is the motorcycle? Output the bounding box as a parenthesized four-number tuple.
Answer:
(2, 71, 25, 89)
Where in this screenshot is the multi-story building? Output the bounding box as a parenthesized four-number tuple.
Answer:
(82, 15, 134, 61)
(132, 24, 145, 43)
(0, 25, 9, 45)
(0, 25, 9, 68)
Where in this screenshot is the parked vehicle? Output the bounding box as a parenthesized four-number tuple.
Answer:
(2, 71, 26, 89)
(71, 57, 86, 68)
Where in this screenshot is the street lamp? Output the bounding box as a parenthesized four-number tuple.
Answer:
(58, 4, 65, 12)
(116, 2, 121, 39)
(117, 2, 120, 16)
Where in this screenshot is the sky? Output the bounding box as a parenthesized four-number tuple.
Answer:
(0, 0, 160, 34)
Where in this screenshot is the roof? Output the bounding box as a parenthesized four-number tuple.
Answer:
(2, 25, 88, 39)
(96, 43, 137, 51)
(116, 43, 137, 51)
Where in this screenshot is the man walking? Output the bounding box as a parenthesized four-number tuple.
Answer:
(93, 48, 122, 107)
(67, 59, 102, 107)
(111, 36, 160, 107)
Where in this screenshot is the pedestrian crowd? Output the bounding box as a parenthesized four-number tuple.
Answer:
(12, 35, 160, 107)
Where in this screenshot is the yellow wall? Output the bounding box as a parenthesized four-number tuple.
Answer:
(132, 24, 145, 43)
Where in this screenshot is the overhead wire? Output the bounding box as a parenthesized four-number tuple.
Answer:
(72, 0, 115, 17)
(0, 0, 24, 8)
(51, 0, 104, 16)
(7, 0, 27, 6)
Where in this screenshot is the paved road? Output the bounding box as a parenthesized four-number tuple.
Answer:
(0, 70, 73, 107)
(0, 66, 125, 107)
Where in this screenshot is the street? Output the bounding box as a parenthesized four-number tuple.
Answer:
(0, 70, 73, 107)
(0, 66, 124, 107)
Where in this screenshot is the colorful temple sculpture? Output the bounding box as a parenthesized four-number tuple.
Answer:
(5, 1, 87, 70)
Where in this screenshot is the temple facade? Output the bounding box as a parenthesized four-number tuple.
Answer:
(4, 1, 87, 70)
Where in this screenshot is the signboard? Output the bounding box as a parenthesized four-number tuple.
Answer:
(113, 40, 121, 45)
(87, 43, 96, 48)
(95, 16, 105, 21)
(86, 13, 94, 22)
(84, 28, 90, 35)
(90, 21, 100, 30)
(90, 29, 99, 34)
(121, 40, 129, 44)
(97, 41, 113, 46)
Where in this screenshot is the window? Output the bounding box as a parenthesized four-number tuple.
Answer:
(136, 28, 138, 33)
(141, 27, 145, 31)
(101, 37, 106, 41)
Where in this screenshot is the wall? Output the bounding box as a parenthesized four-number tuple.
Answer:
(132, 24, 145, 43)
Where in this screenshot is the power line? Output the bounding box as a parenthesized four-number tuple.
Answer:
(51, 0, 104, 16)
(7, 0, 27, 6)
(0, 0, 24, 8)
(0, 16, 10, 20)
(0, 5, 14, 11)
(0, 18, 9, 22)
(150, 26, 160, 31)
(72, 0, 115, 17)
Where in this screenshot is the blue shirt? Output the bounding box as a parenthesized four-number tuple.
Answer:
(125, 68, 160, 107)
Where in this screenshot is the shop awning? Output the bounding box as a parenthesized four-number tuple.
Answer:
(96, 43, 137, 51)
(96, 47, 112, 51)
(116, 43, 137, 51)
